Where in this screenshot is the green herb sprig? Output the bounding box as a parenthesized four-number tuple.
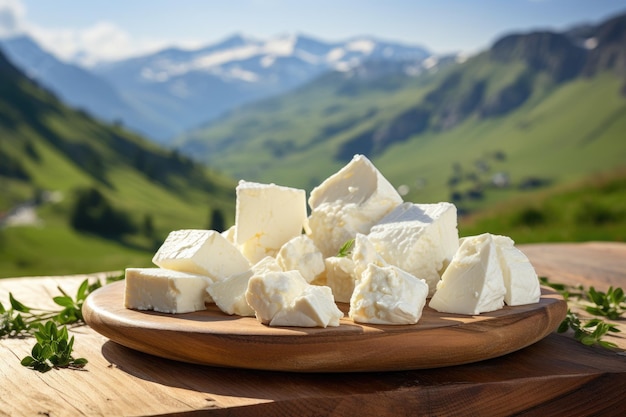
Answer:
(1, 273, 123, 372)
(541, 277, 623, 349)
(337, 239, 355, 258)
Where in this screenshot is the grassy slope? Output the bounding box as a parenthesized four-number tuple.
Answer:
(378, 73, 626, 205)
(0, 72, 236, 279)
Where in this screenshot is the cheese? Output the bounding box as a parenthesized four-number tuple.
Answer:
(221, 225, 236, 244)
(429, 233, 506, 315)
(124, 268, 211, 314)
(367, 202, 459, 296)
(276, 235, 325, 283)
(324, 256, 356, 303)
(208, 256, 282, 316)
(235, 181, 307, 264)
(349, 263, 429, 325)
(352, 233, 388, 278)
(152, 229, 250, 282)
(245, 270, 309, 324)
(493, 235, 541, 306)
(307, 154, 403, 257)
(270, 285, 343, 327)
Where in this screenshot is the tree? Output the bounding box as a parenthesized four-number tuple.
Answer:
(208, 208, 226, 233)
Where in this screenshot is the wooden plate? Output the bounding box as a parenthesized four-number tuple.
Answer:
(83, 281, 567, 372)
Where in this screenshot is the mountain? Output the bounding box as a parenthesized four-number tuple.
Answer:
(0, 48, 236, 278)
(0, 35, 165, 141)
(174, 12, 626, 211)
(92, 34, 431, 141)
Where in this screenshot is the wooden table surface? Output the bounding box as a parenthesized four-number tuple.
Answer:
(1, 242, 625, 417)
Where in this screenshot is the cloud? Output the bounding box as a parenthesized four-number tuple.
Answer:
(0, 0, 26, 37)
(0, 0, 201, 66)
(27, 21, 173, 66)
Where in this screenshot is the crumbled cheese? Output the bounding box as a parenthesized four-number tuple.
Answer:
(367, 202, 459, 296)
(349, 263, 429, 325)
(324, 256, 356, 303)
(307, 154, 403, 257)
(270, 285, 343, 328)
(208, 256, 282, 316)
(276, 235, 325, 283)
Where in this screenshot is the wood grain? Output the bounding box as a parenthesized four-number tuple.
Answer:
(83, 281, 567, 372)
(1, 243, 625, 416)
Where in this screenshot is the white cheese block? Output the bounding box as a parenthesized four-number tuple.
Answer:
(221, 225, 236, 244)
(352, 233, 388, 279)
(493, 235, 541, 306)
(208, 256, 282, 316)
(307, 154, 403, 257)
(349, 263, 429, 325)
(324, 256, 356, 303)
(124, 268, 211, 314)
(235, 181, 307, 264)
(270, 285, 343, 328)
(276, 235, 325, 283)
(245, 270, 309, 324)
(429, 233, 506, 315)
(152, 229, 250, 282)
(367, 202, 459, 296)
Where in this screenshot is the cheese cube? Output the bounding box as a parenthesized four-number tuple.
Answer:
(493, 235, 541, 306)
(270, 285, 343, 328)
(208, 256, 283, 316)
(245, 270, 309, 324)
(349, 264, 429, 325)
(276, 235, 325, 283)
(307, 154, 403, 257)
(324, 256, 356, 303)
(235, 181, 307, 264)
(367, 202, 459, 296)
(429, 233, 506, 315)
(152, 229, 250, 281)
(124, 268, 211, 314)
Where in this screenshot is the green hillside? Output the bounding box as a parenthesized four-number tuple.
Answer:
(0, 50, 237, 278)
(176, 13, 626, 218)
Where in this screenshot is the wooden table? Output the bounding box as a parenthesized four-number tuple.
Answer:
(1, 242, 625, 417)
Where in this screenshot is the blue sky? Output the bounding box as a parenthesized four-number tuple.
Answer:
(1, 0, 625, 64)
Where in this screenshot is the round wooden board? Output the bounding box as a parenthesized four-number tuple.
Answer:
(83, 281, 567, 372)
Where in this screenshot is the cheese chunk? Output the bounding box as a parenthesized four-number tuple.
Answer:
(235, 181, 307, 264)
(352, 233, 388, 278)
(276, 235, 325, 283)
(208, 256, 282, 316)
(307, 154, 403, 257)
(245, 270, 309, 324)
(270, 285, 343, 328)
(349, 264, 429, 325)
(124, 268, 211, 314)
(493, 235, 541, 306)
(152, 229, 250, 282)
(367, 202, 459, 296)
(324, 256, 356, 303)
(429, 233, 506, 315)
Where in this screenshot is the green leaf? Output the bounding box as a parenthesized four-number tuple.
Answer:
(76, 279, 90, 302)
(9, 293, 30, 313)
(20, 356, 36, 366)
(53, 296, 75, 308)
(337, 239, 355, 258)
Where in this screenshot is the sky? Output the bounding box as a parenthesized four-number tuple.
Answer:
(1, 0, 625, 66)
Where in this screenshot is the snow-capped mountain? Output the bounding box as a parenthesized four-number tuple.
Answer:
(0, 35, 164, 140)
(1, 33, 431, 143)
(92, 34, 431, 141)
